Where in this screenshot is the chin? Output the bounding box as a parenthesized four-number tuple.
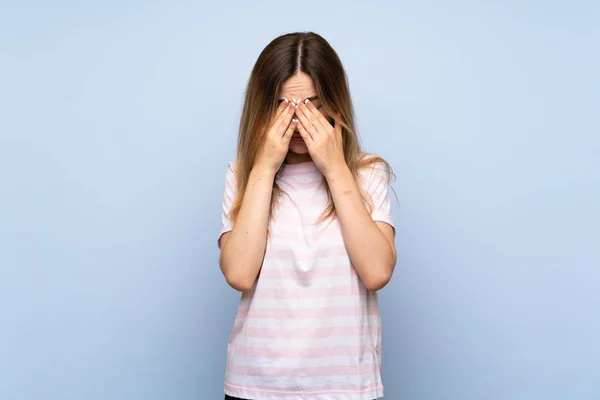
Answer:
(289, 141, 309, 154)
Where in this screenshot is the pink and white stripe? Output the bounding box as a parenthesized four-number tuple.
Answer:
(218, 159, 392, 400)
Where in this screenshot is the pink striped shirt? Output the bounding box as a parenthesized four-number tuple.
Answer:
(218, 159, 394, 400)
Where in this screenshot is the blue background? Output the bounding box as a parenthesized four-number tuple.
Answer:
(1, 1, 599, 399)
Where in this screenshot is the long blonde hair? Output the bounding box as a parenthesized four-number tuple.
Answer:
(231, 31, 393, 224)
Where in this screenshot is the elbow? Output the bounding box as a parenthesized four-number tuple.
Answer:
(363, 273, 392, 291)
(362, 243, 397, 291)
(362, 261, 395, 291)
(221, 265, 256, 292)
(224, 274, 255, 292)
(219, 256, 257, 292)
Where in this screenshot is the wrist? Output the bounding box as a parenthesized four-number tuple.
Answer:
(251, 163, 278, 180)
(323, 163, 352, 183)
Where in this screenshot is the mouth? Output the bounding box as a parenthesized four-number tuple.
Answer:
(291, 132, 303, 142)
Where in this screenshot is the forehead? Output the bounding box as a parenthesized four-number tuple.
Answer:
(279, 72, 316, 98)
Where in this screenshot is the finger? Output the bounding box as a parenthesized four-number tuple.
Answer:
(303, 99, 331, 132)
(273, 100, 295, 133)
(296, 118, 314, 145)
(297, 100, 321, 130)
(269, 99, 288, 131)
(294, 102, 319, 138)
(282, 118, 298, 142)
(274, 98, 290, 119)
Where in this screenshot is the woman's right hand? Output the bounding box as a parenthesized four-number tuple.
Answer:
(254, 98, 297, 174)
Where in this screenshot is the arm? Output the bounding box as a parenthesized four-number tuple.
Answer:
(218, 98, 297, 292)
(219, 166, 276, 292)
(292, 98, 396, 291)
(325, 165, 397, 291)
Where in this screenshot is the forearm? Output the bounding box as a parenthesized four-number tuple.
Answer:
(220, 166, 275, 291)
(325, 166, 396, 291)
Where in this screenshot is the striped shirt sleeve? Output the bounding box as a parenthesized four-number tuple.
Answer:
(366, 161, 394, 229)
(218, 162, 237, 248)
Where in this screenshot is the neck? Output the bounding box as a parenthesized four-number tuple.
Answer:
(285, 152, 312, 165)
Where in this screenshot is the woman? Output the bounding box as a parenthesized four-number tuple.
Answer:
(217, 31, 396, 400)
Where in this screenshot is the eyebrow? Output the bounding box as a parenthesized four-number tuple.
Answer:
(277, 95, 319, 103)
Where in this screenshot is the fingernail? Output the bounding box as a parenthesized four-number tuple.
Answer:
(284, 98, 289, 103)
(304, 99, 309, 104)
(292, 118, 298, 122)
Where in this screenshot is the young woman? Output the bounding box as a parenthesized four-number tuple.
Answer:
(217, 31, 396, 400)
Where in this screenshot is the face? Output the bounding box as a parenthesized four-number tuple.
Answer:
(278, 72, 332, 162)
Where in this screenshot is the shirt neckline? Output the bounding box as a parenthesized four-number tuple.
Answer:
(280, 161, 320, 175)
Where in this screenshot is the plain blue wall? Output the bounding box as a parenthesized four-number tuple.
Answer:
(1, 1, 599, 399)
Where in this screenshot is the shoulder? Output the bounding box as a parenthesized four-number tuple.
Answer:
(226, 161, 237, 173)
(224, 161, 238, 177)
(357, 153, 392, 183)
(223, 161, 238, 187)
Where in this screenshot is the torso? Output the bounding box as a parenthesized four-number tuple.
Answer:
(224, 161, 383, 400)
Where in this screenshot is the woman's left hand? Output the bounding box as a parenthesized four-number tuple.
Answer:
(295, 99, 347, 178)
